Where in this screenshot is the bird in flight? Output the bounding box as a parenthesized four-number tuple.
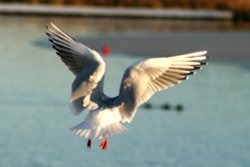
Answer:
(46, 23, 208, 151)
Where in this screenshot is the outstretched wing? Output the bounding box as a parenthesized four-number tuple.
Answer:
(118, 51, 208, 123)
(46, 23, 106, 115)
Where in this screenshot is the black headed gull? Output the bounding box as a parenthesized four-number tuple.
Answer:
(46, 23, 208, 150)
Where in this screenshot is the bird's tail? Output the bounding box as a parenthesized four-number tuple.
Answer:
(71, 121, 127, 139)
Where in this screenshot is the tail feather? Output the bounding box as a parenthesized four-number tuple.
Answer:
(71, 121, 127, 140)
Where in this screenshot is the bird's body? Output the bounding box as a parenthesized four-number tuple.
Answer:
(46, 23, 208, 150)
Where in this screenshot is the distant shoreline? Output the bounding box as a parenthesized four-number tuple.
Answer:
(0, 3, 233, 20)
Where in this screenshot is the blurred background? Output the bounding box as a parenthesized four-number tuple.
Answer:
(1, 0, 250, 11)
(0, 1, 250, 167)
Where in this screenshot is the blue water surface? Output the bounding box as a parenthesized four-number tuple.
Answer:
(0, 16, 250, 167)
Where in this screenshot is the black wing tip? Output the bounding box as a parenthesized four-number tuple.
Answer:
(48, 38, 53, 43)
(52, 45, 57, 50)
(45, 25, 49, 30)
(181, 76, 188, 80)
(189, 71, 195, 75)
(193, 66, 201, 70)
(45, 22, 55, 29)
(200, 62, 208, 66)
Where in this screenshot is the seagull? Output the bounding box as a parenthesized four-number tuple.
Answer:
(46, 23, 208, 151)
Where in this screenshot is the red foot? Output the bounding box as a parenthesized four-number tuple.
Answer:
(100, 137, 108, 151)
(87, 139, 92, 149)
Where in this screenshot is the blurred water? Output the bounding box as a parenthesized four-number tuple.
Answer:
(0, 16, 250, 167)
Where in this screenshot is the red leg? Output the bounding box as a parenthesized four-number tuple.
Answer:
(100, 137, 108, 151)
(87, 139, 92, 149)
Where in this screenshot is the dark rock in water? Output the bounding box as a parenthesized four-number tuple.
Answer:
(234, 11, 250, 21)
(175, 104, 184, 112)
(161, 103, 171, 110)
(143, 103, 152, 109)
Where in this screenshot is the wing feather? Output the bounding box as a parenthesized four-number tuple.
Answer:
(118, 51, 208, 123)
(46, 23, 106, 115)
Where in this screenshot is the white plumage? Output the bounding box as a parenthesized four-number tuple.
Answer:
(46, 23, 208, 150)
(71, 108, 127, 139)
